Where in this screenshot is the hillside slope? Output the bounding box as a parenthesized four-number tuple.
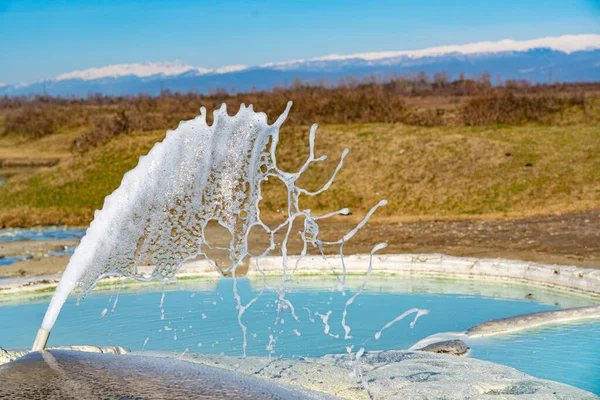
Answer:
(0, 122, 598, 227)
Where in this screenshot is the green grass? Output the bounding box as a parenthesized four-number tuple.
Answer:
(0, 123, 599, 227)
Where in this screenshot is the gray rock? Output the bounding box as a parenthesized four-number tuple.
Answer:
(417, 339, 470, 356)
(0, 351, 340, 400)
(151, 349, 598, 399)
(2, 347, 597, 399)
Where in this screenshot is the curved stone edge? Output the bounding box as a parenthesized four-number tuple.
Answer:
(0, 260, 220, 298)
(466, 304, 600, 337)
(249, 253, 600, 297)
(411, 305, 600, 353)
(417, 339, 470, 356)
(2, 253, 599, 298)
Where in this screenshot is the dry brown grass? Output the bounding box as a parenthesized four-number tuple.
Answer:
(1, 79, 597, 147)
(0, 121, 598, 228)
(0, 78, 598, 228)
(461, 92, 589, 125)
(267, 123, 600, 217)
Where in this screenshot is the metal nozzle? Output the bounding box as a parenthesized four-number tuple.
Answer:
(32, 328, 50, 351)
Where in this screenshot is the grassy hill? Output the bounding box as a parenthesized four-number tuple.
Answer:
(1, 81, 598, 227)
(0, 121, 598, 227)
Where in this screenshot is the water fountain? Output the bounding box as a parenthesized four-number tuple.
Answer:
(32, 101, 390, 352)
(5, 102, 595, 398)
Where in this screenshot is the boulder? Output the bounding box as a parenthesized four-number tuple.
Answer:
(417, 339, 470, 356)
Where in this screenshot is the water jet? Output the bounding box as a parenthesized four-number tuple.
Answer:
(31, 101, 391, 353)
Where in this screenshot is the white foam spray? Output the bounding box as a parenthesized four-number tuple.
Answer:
(38, 101, 390, 357)
(374, 308, 430, 340)
(41, 102, 293, 332)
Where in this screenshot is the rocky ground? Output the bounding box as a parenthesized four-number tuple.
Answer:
(183, 349, 598, 399)
(0, 348, 597, 399)
(320, 209, 600, 269)
(1, 209, 598, 277)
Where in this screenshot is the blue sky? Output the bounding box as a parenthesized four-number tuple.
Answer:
(1, 0, 599, 84)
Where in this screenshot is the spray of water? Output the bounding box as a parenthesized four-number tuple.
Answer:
(37, 101, 426, 355)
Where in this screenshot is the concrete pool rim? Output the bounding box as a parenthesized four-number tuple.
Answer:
(1, 253, 599, 298)
(249, 253, 600, 297)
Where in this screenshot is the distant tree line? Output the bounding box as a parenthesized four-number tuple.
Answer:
(0, 72, 597, 150)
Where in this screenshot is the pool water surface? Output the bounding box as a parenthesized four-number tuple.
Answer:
(0, 276, 598, 394)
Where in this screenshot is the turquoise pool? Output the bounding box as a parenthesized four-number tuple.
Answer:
(0, 276, 598, 394)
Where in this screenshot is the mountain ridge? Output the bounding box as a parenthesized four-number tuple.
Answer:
(2, 34, 599, 97)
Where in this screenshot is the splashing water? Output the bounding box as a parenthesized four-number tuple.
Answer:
(374, 308, 430, 340)
(39, 101, 426, 355)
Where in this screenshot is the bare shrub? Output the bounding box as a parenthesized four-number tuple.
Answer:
(3, 108, 56, 138)
(461, 92, 584, 125)
(73, 110, 131, 151)
(0, 78, 597, 139)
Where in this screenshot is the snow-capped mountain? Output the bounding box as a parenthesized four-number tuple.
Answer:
(54, 61, 210, 81)
(2, 34, 599, 97)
